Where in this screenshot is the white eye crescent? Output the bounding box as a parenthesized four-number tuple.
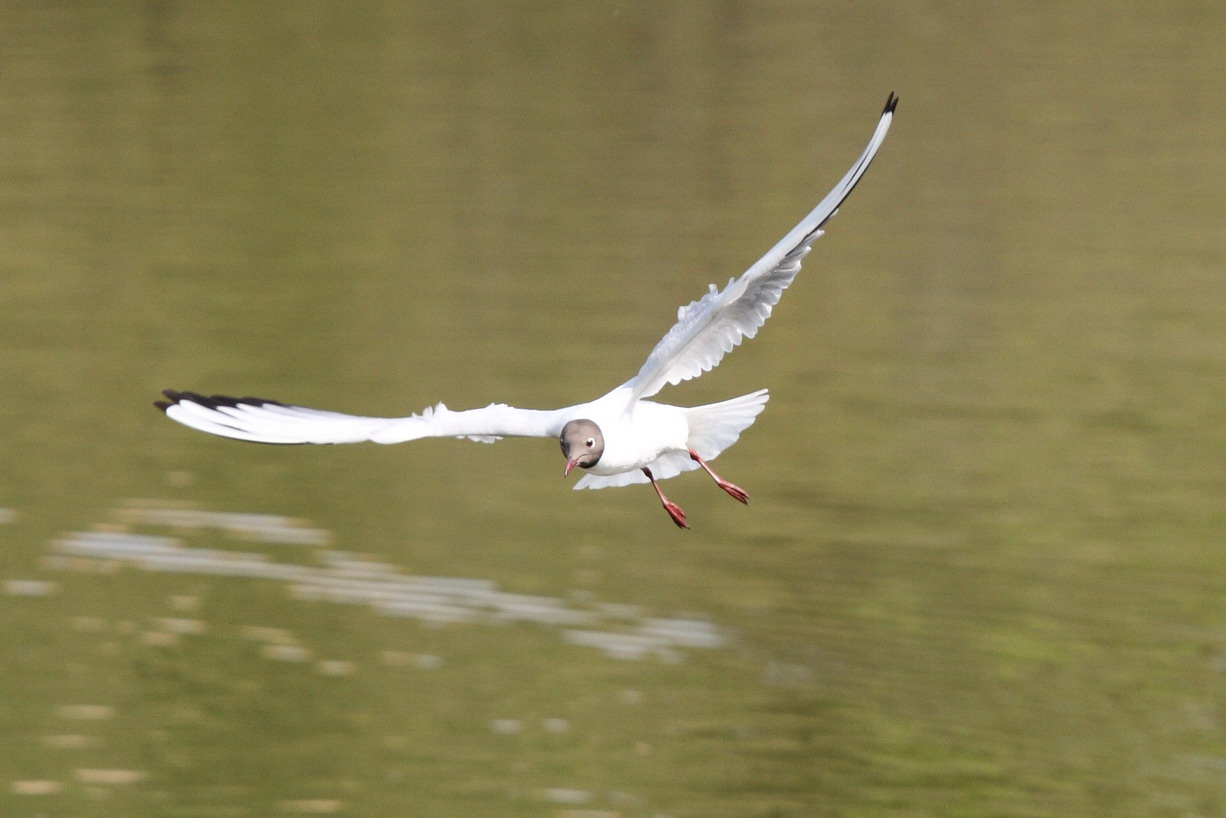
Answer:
(586, 437, 595, 448)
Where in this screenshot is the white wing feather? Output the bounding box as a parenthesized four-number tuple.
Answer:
(156, 391, 561, 445)
(628, 93, 897, 401)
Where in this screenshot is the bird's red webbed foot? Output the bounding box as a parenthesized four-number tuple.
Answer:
(689, 449, 749, 504)
(643, 467, 689, 529)
(662, 500, 689, 529)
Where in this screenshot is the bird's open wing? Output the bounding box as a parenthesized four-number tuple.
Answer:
(627, 93, 896, 401)
(155, 391, 561, 445)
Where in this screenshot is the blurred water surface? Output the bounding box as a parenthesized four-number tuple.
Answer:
(2, 3, 1225, 816)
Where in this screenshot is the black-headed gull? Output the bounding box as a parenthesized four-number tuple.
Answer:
(157, 93, 897, 529)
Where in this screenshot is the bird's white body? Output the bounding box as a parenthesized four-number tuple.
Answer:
(157, 94, 896, 525)
(570, 391, 687, 477)
(564, 387, 769, 487)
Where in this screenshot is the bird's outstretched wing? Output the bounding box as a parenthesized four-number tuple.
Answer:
(627, 92, 897, 401)
(155, 391, 561, 445)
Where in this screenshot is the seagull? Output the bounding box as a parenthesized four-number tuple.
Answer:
(156, 93, 897, 529)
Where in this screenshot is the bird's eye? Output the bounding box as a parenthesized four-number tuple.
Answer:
(586, 437, 595, 448)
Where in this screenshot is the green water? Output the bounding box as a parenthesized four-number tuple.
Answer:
(2, 3, 1225, 816)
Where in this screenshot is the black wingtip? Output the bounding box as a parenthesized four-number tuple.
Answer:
(883, 91, 899, 115)
(155, 389, 183, 413)
(155, 388, 288, 413)
(156, 389, 212, 412)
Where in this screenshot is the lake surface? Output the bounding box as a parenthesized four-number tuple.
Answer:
(2, 3, 1225, 816)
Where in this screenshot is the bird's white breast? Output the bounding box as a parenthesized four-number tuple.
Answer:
(583, 399, 689, 475)
(586, 402, 686, 475)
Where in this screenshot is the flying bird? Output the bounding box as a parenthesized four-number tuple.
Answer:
(157, 93, 897, 528)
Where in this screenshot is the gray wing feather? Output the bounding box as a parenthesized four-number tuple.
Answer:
(628, 93, 897, 401)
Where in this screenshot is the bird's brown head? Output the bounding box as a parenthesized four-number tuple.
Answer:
(560, 419, 603, 476)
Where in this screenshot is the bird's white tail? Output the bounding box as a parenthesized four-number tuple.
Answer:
(684, 388, 769, 461)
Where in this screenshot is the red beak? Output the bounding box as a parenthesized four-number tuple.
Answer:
(564, 458, 579, 477)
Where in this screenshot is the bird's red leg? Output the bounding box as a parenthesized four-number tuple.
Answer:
(688, 449, 749, 504)
(643, 467, 689, 529)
